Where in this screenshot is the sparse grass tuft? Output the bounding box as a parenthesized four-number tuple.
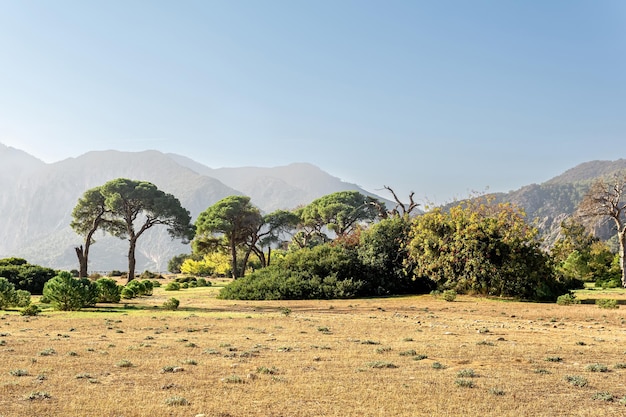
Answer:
(564, 375, 588, 387)
(9, 369, 28, 377)
(455, 379, 474, 388)
(366, 361, 397, 369)
(591, 392, 614, 402)
(24, 391, 51, 400)
(586, 363, 609, 372)
(164, 396, 189, 406)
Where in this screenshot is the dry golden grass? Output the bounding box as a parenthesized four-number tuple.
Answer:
(1, 285, 626, 416)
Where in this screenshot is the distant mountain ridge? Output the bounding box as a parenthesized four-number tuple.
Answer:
(492, 159, 626, 247)
(0, 144, 390, 271)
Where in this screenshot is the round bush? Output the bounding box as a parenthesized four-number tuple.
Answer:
(96, 278, 122, 303)
(43, 271, 99, 311)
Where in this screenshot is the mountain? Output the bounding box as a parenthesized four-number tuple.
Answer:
(492, 160, 626, 247)
(0, 146, 389, 272)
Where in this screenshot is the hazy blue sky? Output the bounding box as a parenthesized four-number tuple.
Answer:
(1, 1, 624, 204)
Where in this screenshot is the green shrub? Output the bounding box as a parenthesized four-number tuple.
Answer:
(442, 290, 457, 302)
(95, 278, 121, 303)
(125, 280, 147, 297)
(120, 287, 135, 299)
(596, 299, 619, 309)
(0, 259, 56, 294)
(13, 290, 31, 307)
(164, 282, 181, 291)
(141, 280, 154, 295)
(151, 279, 161, 287)
(108, 270, 124, 277)
(43, 272, 98, 311)
(163, 298, 180, 310)
(196, 278, 210, 287)
(20, 304, 41, 316)
(556, 293, 579, 306)
(0, 277, 17, 309)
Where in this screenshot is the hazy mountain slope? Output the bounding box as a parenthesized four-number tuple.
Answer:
(167, 154, 380, 210)
(1, 147, 390, 271)
(493, 160, 626, 246)
(0, 149, 240, 271)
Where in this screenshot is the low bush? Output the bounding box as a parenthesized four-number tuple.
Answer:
(96, 278, 121, 303)
(163, 298, 180, 310)
(164, 282, 181, 291)
(20, 304, 41, 316)
(442, 290, 457, 302)
(596, 299, 619, 309)
(43, 271, 99, 311)
(556, 293, 579, 306)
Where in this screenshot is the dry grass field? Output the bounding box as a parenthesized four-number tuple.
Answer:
(1, 282, 625, 417)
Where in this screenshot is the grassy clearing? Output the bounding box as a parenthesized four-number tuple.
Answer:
(1, 286, 626, 416)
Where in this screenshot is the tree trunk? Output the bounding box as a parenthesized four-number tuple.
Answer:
(128, 238, 137, 283)
(230, 240, 238, 279)
(74, 245, 88, 278)
(619, 230, 626, 288)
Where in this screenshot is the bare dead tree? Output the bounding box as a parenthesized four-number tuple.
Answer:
(382, 185, 420, 218)
(577, 174, 626, 287)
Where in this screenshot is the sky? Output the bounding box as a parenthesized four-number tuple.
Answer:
(0, 1, 624, 205)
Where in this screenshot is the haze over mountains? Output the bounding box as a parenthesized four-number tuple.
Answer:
(0, 143, 388, 271)
(2, 143, 626, 273)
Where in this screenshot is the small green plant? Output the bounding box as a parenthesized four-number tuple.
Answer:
(592, 392, 614, 402)
(596, 299, 619, 309)
(181, 359, 197, 365)
(161, 365, 184, 373)
(413, 354, 428, 361)
(164, 282, 181, 291)
(399, 349, 417, 357)
(586, 363, 609, 372)
(9, 369, 28, 376)
(164, 396, 189, 406)
(442, 290, 457, 302)
(24, 391, 51, 400)
(534, 369, 551, 374)
(432, 362, 446, 369)
(556, 293, 579, 306)
(564, 375, 588, 387)
(376, 346, 392, 354)
(116, 359, 133, 368)
(163, 298, 180, 310)
(257, 366, 279, 375)
(38, 348, 56, 356)
(455, 379, 474, 388)
(457, 369, 476, 378)
(613, 363, 626, 369)
(489, 388, 505, 396)
(222, 375, 245, 383)
(545, 356, 563, 362)
(20, 304, 41, 316)
(365, 361, 397, 369)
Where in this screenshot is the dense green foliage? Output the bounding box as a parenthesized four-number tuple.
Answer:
(218, 244, 365, 300)
(43, 271, 99, 311)
(0, 277, 17, 309)
(407, 200, 581, 301)
(95, 278, 122, 303)
(0, 258, 56, 294)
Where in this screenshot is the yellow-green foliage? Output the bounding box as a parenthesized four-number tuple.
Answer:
(181, 252, 231, 276)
